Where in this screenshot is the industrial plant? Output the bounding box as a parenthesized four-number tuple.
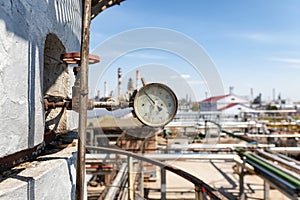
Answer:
(0, 1, 299, 200)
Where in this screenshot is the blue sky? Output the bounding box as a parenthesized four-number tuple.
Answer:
(90, 1, 300, 102)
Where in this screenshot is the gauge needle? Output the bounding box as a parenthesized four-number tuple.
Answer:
(144, 91, 155, 105)
(144, 91, 163, 112)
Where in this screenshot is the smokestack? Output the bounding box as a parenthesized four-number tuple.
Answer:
(136, 70, 140, 90)
(273, 88, 275, 102)
(229, 86, 234, 94)
(104, 81, 108, 97)
(118, 68, 122, 96)
(96, 90, 100, 100)
(250, 88, 253, 107)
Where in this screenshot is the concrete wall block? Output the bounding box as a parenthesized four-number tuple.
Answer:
(0, 146, 77, 200)
(0, 0, 81, 157)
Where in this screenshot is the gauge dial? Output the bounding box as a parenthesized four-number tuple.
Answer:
(133, 83, 178, 127)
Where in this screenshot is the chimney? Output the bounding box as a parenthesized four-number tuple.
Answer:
(229, 86, 234, 94)
(118, 68, 122, 96)
(104, 81, 108, 97)
(96, 90, 100, 99)
(136, 70, 140, 90)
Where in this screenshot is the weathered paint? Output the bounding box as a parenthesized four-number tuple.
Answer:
(0, 0, 81, 157)
(0, 145, 77, 200)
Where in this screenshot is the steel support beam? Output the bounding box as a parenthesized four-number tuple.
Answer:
(264, 180, 270, 200)
(239, 157, 246, 200)
(161, 168, 166, 200)
(139, 161, 144, 197)
(195, 185, 205, 200)
(127, 156, 134, 200)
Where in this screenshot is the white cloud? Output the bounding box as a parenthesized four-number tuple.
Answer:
(187, 80, 206, 85)
(125, 53, 165, 60)
(228, 31, 277, 43)
(180, 74, 190, 79)
(231, 31, 300, 46)
(169, 75, 179, 79)
(286, 65, 300, 69)
(269, 57, 300, 69)
(169, 74, 192, 80)
(270, 57, 300, 64)
(243, 33, 273, 42)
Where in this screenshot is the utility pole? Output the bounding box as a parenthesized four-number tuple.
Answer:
(75, 0, 92, 199)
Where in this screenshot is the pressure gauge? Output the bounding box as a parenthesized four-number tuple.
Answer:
(133, 83, 178, 127)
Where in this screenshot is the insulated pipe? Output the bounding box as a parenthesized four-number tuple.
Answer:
(222, 130, 255, 143)
(241, 152, 300, 189)
(252, 152, 300, 185)
(246, 159, 298, 199)
(277, 153, 300, 166)
(105, 163, 127, 200)
(256, 149, 300, 175)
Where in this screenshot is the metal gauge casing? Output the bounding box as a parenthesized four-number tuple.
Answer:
(133, 83, 178, 127)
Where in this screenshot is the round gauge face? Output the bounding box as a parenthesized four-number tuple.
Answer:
(133, 83, 178, 127)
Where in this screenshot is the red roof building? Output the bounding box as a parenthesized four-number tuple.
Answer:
(200, 94, 249, 112)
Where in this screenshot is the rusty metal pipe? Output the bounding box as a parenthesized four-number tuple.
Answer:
(75, 0, 92, 199)
(93, 101, 130, 109)
(93, 101, 120, 108)
(44, 97, 130, 112)
(44, 99, 71, 110)
(141, 77, 146, 86)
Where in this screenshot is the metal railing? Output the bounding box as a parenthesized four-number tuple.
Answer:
(86, 145, 228, 200)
